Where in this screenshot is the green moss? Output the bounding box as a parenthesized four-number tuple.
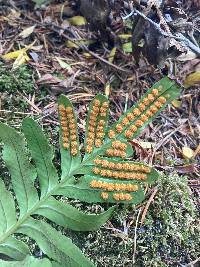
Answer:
(0, 62, 34, 94)
(136, 174, 200, 267)
(74, 174, 200, 267)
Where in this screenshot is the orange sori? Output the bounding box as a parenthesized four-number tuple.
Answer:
(101, 192, 109, 200)
(113, 193, 132, 201)
(115, 123, 123, 133)
(108, 130, 116, 139)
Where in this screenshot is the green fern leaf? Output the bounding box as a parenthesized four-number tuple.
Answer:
(0, 237, 30, 261)
(0, 256, 52, 266)
(106, 77, 180, 143)
(57, 158, 159, 203)
(17, 218, 94, 267)
(22, 118, 59, 196)
(35, 196, 116, 231)
(0, 179, 16, 235)
(0, 124, 38, 217)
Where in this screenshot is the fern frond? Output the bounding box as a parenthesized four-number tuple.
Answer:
(0, 123, 113, 266)
(58, 76, 181, 204)
(35, 196, 115, 231)
(0, 76, 181, 265)
(17, 218, 94, 267)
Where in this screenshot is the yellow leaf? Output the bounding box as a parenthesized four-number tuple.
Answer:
(82, 52, 92, 58)
(2, 41, 35, 62)
(105, 83, 111, 97)
(122, 42, 132, 53)
(12, 51, 30, 70)
(66, 40, 79, 49)
(182, 146, 194, 159)
(172, 99, 181, 108)
(183, 71, 200, 88)
(68, 16, 86, 26)
(19, 25, 36, 38)
(108, 47, 116, 63)
(66, 39, 94, 49)
(55, 57, 72, 71)
(118, 34, 132, 39)
(2, 48, 26, 60)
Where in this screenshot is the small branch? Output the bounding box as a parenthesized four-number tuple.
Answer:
(185, 257, 200, 267)
(150, 124, 183, 165)
(123, 9, 200, 56)
(132, 208, 142, 264)
(140, 187, 158, 225)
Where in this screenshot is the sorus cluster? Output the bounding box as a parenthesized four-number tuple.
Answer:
(107, 87, 163, 140)
(123, 92, 167, 139)
(111, 140, 127, 150)
(113, 193, 132, 201)
(85, 99, 109, 153)
(92, 167, 147, 180)
(101, 192, 109, 200)
(59, 104, 78, 156)
(100, 101, 109, 117)
(106, 148, 126, 159)
(105, 139, 128, 158)
(94, 158, 151, 173)
(138, 94, 167, 121)
(90, 179, 138, 192)
(95, 119, 106, 148)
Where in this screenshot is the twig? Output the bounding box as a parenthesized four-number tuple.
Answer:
(123, 9, 200, 56)
(0, 110, 33, 115)
(150, 124, 183, 164)
(132, 208, 142, 264)
(140, 187, 158, 225)
(185, 257, 200, 267)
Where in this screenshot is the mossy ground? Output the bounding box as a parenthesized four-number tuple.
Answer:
(0, 62, 34, 94)
(67, 174, 200, 267)
(0, 65, 199, 266)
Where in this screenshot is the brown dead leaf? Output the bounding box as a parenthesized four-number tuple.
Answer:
(174, 164, 197, 174)
(193, 144, 200, 158)
(37, 74, 61, 85)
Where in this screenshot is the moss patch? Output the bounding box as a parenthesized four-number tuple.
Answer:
(0, 62, 34, 94)
(70, 174, 200, 267)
